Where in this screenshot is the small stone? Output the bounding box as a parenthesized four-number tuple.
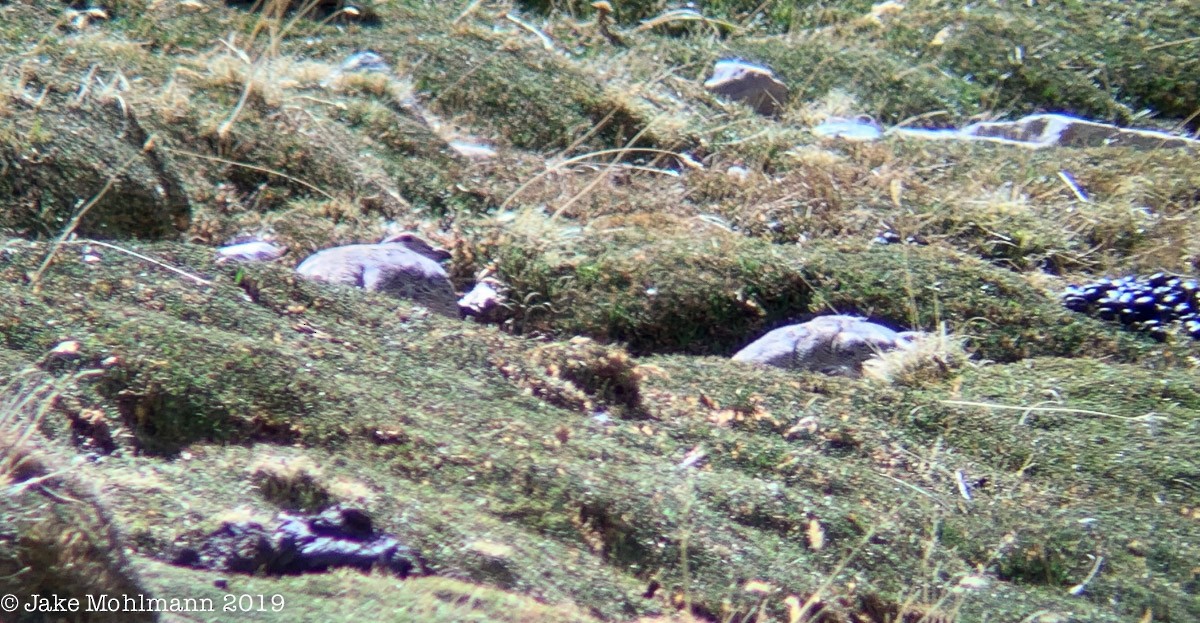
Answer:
(49, 340, 83, 358)
(449, 141, 497, 160)
(337, 51, 390, 75)
(704, 60, 789, 117)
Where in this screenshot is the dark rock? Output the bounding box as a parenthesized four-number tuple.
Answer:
(704, 60, 789, 117)
(176, 505, 425, 578)
(1061, 272, 1200, 340)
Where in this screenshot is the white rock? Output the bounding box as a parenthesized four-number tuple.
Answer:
(216, 240, 287, 264)
(812, 116, 884, 141)
(449, 141, 497, 160)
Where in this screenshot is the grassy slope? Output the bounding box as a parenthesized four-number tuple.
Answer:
(0, 1, 1197, 622)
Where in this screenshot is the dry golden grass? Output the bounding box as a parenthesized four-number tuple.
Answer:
(248, 451, 332, 511)
(863, 324, 971, 386)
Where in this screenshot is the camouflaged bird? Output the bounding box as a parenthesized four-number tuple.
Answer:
(732, 315, 921, 376)
(294, 233, 457, 317)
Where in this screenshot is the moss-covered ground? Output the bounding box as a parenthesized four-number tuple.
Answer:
(1, 1, 1197, 621)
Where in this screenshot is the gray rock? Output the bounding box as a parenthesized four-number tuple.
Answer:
(704, 60, 789, 117)
(295, 235, 457, 316)
(732, 315, 919, 376)
(321, 51, 391, 87)
(338, 51, 390, 75)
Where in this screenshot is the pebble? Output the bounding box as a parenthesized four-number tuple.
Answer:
(216, 240, 287, 264)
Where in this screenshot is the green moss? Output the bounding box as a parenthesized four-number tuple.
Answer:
(477, 221, 1184, 364)
(0, 441, 152, 623)
(479, 217, 813, 355)
(0, 95, 190, 239)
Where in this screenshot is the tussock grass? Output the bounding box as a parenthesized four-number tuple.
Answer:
(0, 367, 153, 622)
(249, 451, 333, 512)
(862, 324, 971, 387)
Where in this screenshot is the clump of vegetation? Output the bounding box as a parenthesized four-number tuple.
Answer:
(249, 452, 333, 512)
(0, 371, 153, 623)
(475, 214, 813, 355)
(495, 336, 646, 418)
(862, 324, 970, 387)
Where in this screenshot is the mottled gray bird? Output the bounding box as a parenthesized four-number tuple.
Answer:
(295, 234, 457, 316)
(732, 315, 920, 376)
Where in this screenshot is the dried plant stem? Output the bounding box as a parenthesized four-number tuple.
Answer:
(64, 240, 212, 286)
(940, 400, 1162, 422)
(165, 147, 333, 199)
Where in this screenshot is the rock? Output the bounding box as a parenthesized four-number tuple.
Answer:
(1063, 273, 1200, 341)
(812, 116, 884, 141)
(337, 51, 390, 75)
(732, 315, 920, 376)
(871, 231, 927, 246)
(958, 114, 1199, 150)
(295, 235, 457, 316)
(725, 165, 751, 183)
(458, 278, 507, 322)
(175, 505, 425, 578)
(216, 240, 287, 264)
(449, 140, 497, 160)
(704, 60, 789, 117)
(888, 113, 1200, 150)
(321, 51, 391, 87)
